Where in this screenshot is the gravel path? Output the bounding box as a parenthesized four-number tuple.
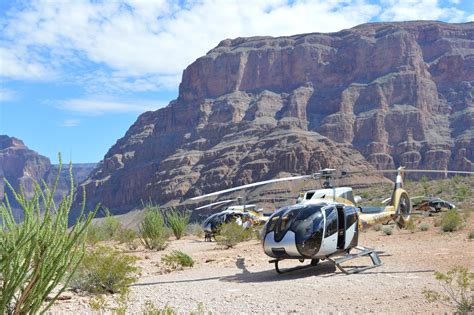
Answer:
(52, 216, 474, 314)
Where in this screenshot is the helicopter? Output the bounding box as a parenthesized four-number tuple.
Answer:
(194, 197, 267, 241)
(410, 196, 456, 213)
(191, 167, 473, 274)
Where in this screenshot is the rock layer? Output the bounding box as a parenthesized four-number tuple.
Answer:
(0, 135, 96, 219)
(77, 21, 474, 214)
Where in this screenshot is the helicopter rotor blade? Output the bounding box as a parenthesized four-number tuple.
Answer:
(190, 174, 313, 201)
(343, 169, 474, 175)
(194, 199, 236, 210)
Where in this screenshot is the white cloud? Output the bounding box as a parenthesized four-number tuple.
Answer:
(0, 88, 17, 102)
(0, 0, 382, 89)
(0, 46, 54, 80)
(0, 0, 471, 92)
(60, 119, 80, 127)
(380, 0, 467, 22)
(56, 98, 166, 115)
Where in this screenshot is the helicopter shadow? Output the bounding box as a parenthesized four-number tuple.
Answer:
(219, 258, 336, 283)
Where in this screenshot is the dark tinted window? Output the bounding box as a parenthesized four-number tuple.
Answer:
(274, 208, 299, 242)
(294, 206, 324, 257)
(344, 206, 358, 228)
(325, 207, 338, 237)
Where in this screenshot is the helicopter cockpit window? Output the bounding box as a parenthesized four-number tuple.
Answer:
(293, 205, 324, 257)
(274, 208, 299, 242)
(305, 192, 315, 200)
(340, 191, 355, 204)
(324, 207, 337, 237)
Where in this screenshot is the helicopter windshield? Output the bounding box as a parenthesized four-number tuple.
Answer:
(264, 205, 324, 257)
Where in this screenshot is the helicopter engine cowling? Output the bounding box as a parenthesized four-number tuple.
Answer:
(262, 204, 359, 259)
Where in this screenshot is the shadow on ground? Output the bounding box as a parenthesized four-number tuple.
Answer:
(131, 257, 434, 287)
(219, 258, 336, 283)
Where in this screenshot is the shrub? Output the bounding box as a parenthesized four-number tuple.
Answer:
(373, 224, 382, 232)
(423, 266, 473, 313)
(382, 226, 393, 236)
(86, 209, 121, 245)
(440, 208, 463, 232)
(0, 157, 98, 314)
(161, 250, 194, 269)
(166, 208, 191, 240)
(116, 228, 139, 250)
(420, 223, 430, 231)
(468, 231, 474, 240)
(139, 205, 170, 250)
(420, 175, 429, 196)
(70, 246, 139, 294)
(142, 301, 208, 315)
(143, 302, 176, 315)
(215, 222, 252, 248)
(456, 184, 469, 202)
(185, 223, 204, 237)
(404, 219, 417, 233)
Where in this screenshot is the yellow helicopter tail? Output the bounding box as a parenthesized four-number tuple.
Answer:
(388, 167, 412, 227)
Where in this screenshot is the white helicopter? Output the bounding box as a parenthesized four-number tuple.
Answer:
(191, 167, 473, 274)
(193, 197, 267, 241)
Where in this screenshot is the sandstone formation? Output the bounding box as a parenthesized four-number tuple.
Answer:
(76, 21, 474, 216)
(0, 135, 96, 219)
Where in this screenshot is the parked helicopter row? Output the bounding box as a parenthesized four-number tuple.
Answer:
(191, 168, 473, 274)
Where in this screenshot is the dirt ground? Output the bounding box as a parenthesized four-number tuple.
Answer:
(51, 215, 474, 314)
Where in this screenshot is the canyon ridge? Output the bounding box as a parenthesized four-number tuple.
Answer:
(74, 21, 474, 216)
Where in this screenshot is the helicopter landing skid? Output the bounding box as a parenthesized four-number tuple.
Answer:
(327, 246, 383, 275)
(269, 258, 320, 274)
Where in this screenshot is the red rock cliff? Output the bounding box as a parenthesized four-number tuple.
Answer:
(76, 21, 474, 215)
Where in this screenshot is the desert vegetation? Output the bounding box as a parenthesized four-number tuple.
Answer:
(139, 204, 171, 250)
(423, 266, 474, 313)
(70, 246, 139, 294)
(165, 208, 191, 240)
(215, 222, 254, 248)
(0, 158, 98, 314)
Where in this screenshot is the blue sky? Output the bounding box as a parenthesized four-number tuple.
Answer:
(0, 0, 473, 163)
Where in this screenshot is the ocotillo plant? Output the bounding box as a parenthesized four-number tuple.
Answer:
(0, 155, 99, 314)
(165, 208, 191, 240)
(138, 204, 170, 250)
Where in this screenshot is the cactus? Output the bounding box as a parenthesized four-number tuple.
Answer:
(0, 155, 99, 314)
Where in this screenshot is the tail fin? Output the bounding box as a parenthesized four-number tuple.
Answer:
(390, 167, 411, 227)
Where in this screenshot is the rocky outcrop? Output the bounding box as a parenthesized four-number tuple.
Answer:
(76, 21, 474, 215)
(0, 135, 96, 219)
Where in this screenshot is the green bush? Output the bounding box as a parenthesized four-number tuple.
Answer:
(423, 266, 473, 313)
(70, 247, 139, 294)
(420, 223, 430, 231)
(86, 209, 121, 245)
(142, 301, 208, 315)
(382, 226, 393, 236)
(185, 223, 204, 237)
(420, 175, 430, 196)
(215, 222, 252, 248)
(0, 156, 98, 314)
(468, 231, 474, 240)
(139, 205, 170, 250)
(373, 224, 382, 232)
(456, 184, 469, 202)
(440, 208, 463, 232)
(161, 250, 194, 269)
(116, 228, 139, 249)
(166, 208, 191, 240)
(405, 219, 417, 233)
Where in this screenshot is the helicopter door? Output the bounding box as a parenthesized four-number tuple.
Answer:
(336, 206, 345, 250)
(318, 207, 338, 256)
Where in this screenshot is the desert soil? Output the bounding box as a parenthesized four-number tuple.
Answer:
(51, 216, 474, 314)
